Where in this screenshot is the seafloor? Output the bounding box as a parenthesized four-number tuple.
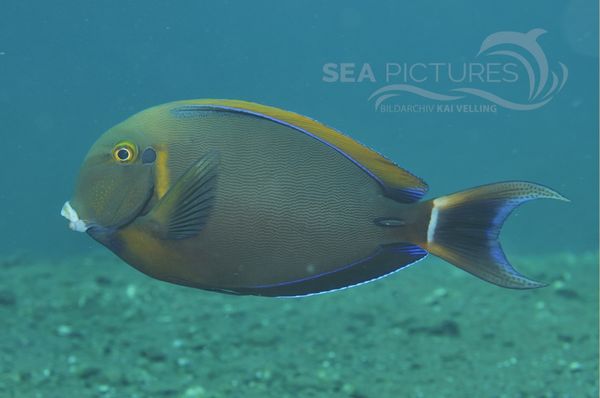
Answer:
(0, 250, 597, 398)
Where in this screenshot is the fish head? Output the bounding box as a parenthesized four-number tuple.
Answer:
(63, 124, 157, 237)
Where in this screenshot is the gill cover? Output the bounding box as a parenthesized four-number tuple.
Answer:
(70, 132, 155, 232)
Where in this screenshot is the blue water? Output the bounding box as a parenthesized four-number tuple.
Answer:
(0, 1, 597, 397)
(1, 1, 598, 257)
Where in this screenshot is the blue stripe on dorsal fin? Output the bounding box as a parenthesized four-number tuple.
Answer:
(169, 99, 428, 203)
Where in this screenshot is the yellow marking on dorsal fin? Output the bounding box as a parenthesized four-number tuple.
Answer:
(171, 99, 428, 202)
(155, 145, 170, 199)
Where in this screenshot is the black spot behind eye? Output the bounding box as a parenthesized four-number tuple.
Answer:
(141, 147, 157, 164)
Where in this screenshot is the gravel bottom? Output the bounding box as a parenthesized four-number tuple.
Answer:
(0, 250, 597, 398)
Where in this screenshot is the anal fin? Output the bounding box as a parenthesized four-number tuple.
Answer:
(232, 243, 427, 297)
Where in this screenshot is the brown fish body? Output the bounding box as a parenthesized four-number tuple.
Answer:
(63, 99, 567, 296)
(114, 107, 426, 291)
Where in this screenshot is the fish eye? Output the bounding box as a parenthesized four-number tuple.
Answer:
(116, 148, 131, 160)
(112, 142, 137, 163)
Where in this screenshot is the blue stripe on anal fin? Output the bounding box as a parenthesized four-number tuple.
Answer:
(230, 243, 428, 297)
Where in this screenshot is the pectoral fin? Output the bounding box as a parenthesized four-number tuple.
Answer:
(144, 151, 219, 240)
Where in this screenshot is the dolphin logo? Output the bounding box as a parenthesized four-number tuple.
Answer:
(368, 28, 568, 111)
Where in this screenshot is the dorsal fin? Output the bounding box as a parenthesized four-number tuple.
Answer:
(170, 99, 428, 203)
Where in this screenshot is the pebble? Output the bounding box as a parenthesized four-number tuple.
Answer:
(183, 385, 206, 397)
(57, 325, 72, 337)
(569, 361, 582, 372)
(497, 357, 518, 368)
(342, 383, 355, 394)
(424, 287, 448, 305)
(552, 280, 565, 290)
(125, 284, 137, 299)
(97, 384, 110, 393)
(255, 369, 272, 380)
(172, 339, 185, 348)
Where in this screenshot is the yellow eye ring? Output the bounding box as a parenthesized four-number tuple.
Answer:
(112, 142, 137, 163)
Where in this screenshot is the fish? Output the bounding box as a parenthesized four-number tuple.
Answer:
(61, 99, 568, 297)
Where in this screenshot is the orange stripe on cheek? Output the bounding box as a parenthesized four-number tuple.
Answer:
(155, 147, 170, 199)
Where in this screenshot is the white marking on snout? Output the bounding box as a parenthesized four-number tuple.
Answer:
(61, 201, 89, 233)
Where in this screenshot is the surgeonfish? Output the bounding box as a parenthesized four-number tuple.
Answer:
(61, 99, 567, 296)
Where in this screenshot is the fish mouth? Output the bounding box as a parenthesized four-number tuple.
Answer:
(61, 202, 109, 235)
(61, 201, 89, 233)
(61, 185, 155, 236)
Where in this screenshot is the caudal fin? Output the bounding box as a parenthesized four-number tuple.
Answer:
(424, 181, 568, 289)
